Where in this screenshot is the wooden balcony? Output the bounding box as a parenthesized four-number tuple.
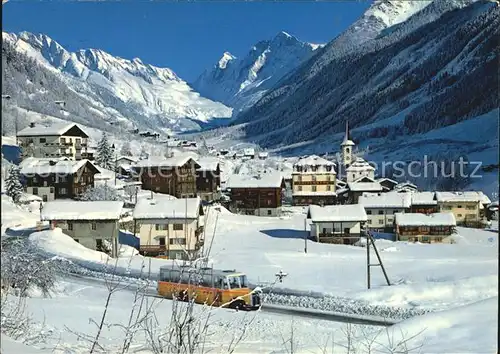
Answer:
(140, 245, 166, 253)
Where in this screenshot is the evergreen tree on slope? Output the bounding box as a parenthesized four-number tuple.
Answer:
(95, 132, 114, 170)
(5, 166, 23, 204)
(120, 141, 133, 157)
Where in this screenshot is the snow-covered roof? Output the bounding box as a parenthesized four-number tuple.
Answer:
(394, 182, 418, 191)
(19, 192, 43, 203)
(341, 139, 355, 146)
(395, 212, 456, 227)
(336, 180, 347, 187)
(294, 155, 336, 167)
(243, 148, 255, 156)
(17, 122, 88, 137)
(117, 156, 138, 163)
(134, 155, 199, 168)
(336, 187, 349, 195)
(346, 158, 375, 172)
(308, 204, 367, 222)
(347, 181, 383, 192)
(41, 201, 124, 221)
(258, 152, 269, 158)
(377, 177, 398, 185)
(435, 191, 484, 203)
(133, 197, 201, 220)
(20, 157, 96, 175)
(226, 171, 283, 189)
(410, 192, 437, 206)
(292, 191, 337, 197)
(352, 175, 376, 183)
(196, 157, 220, 171)
(477, 191, 492, 205)
(358, 191, 411, 208)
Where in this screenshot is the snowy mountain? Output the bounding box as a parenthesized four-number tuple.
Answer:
(233, 0, 497, 149)
(192, 31, 322, 113)
(2, 32, 232, 135)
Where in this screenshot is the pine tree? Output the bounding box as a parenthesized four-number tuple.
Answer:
(5, 166, 23, 204)
(120, 141, 133, 157)
(95, 132, 114, 170)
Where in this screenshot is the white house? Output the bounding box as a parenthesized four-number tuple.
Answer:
(435, 191, 486, 225)
(346, 180, 383, 204)
(133, 197, 204, 260)
(345, 157, 375, 183)
(292, 155, 337, 206)
(41, 200, 124, 257)
(358, 191, 411, 231)
(17, 122, 90, 161)
(307, 204, 367, 244)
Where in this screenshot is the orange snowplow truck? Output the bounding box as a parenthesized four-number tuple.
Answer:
(157, 265, 261, 311)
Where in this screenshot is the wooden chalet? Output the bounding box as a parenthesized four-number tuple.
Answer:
(409, 192, 438, 214)
(196, 157, 221, 202)
(226, 171, 285, 216)
(394, 212, 456, 243)
(133, 155, 200, 198)
(19, 157, 99, 201)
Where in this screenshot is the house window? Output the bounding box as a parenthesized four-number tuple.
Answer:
(457, 205, 463, 208)
(91, 223, 97, 230)
(312, 175, 316, 181)
(40, 138, 46, 143)
(297, 186, 302, 191)
(155, 224, 168, 231)
(326, 185, 331, 191)
(378, 210, 384, 215)
(173, 224, 183, 231)
(33, 187, 38, 195)
(378, 220, 384, 224)
(267, 210, 272, 216)
(159, 237, 166, 246)
(366, 210, 372, 215)
(466, 206, 476, 210)
(367, 220, 372, 224)
(457, 214, 463, 217)
(68, 222, 73, 231)
(96, 239, 103, 250)
(312, 186, 317, 192)
(387, 218, 393, 222)
(170, 238, 186, 245)
(43, 181, 48, 187)
(467, 214, 476, 219)
(50, 187, 54, 193)
(42, 195, 48, 202)
(59, 187, 67, 195)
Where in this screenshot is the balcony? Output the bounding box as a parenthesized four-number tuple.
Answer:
(140, 245, 166, 253)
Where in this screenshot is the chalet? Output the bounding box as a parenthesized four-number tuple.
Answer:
(116, 156, 138, 166)
(19, 157, 99, 201)
(133, 197, 204, 259)
(345, 157, 375, 183)
(41, 200, 124, 257)
(17, 122, 90, 161)
(307, 204, 367, 245)
(258, 152, 269, 160)
(226, 171, 285, 216)
(196, 157, 221, 202)
(358, 191, 411, 232)
(133, 155, 200, 199)
(292, 155, 337, 206)
(394, 181, 418, 193)
(434, 191, 484, 226)
(346, 181, 383, 204)
(394, 212, 456, 243)
(377, 178, 398, 191)
(243, 148, 255, 160)
(409, 192, 438, 214)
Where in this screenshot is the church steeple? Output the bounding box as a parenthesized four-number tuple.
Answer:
(340, 120, 355, 169)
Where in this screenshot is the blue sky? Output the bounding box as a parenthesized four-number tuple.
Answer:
(3, 1, 370, 82)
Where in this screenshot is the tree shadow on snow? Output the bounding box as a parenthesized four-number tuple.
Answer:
(260, 229, 309, 239)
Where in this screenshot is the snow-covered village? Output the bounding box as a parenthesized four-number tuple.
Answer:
(1, 1, 499, 353)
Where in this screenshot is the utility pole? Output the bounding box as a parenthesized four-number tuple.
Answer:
(366, 228, 391, 289)
(304, 216, 307, 254)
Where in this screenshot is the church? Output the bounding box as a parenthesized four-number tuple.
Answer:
(291, 121, 380, 206)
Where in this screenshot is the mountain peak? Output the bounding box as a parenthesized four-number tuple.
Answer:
(218, 52, 236, 69)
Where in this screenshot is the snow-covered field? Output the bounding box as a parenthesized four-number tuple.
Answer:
(1, 195, 497, 352)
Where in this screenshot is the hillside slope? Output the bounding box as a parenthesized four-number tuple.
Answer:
(1, 32, 232, 135)
(233, 1, 498, 149)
